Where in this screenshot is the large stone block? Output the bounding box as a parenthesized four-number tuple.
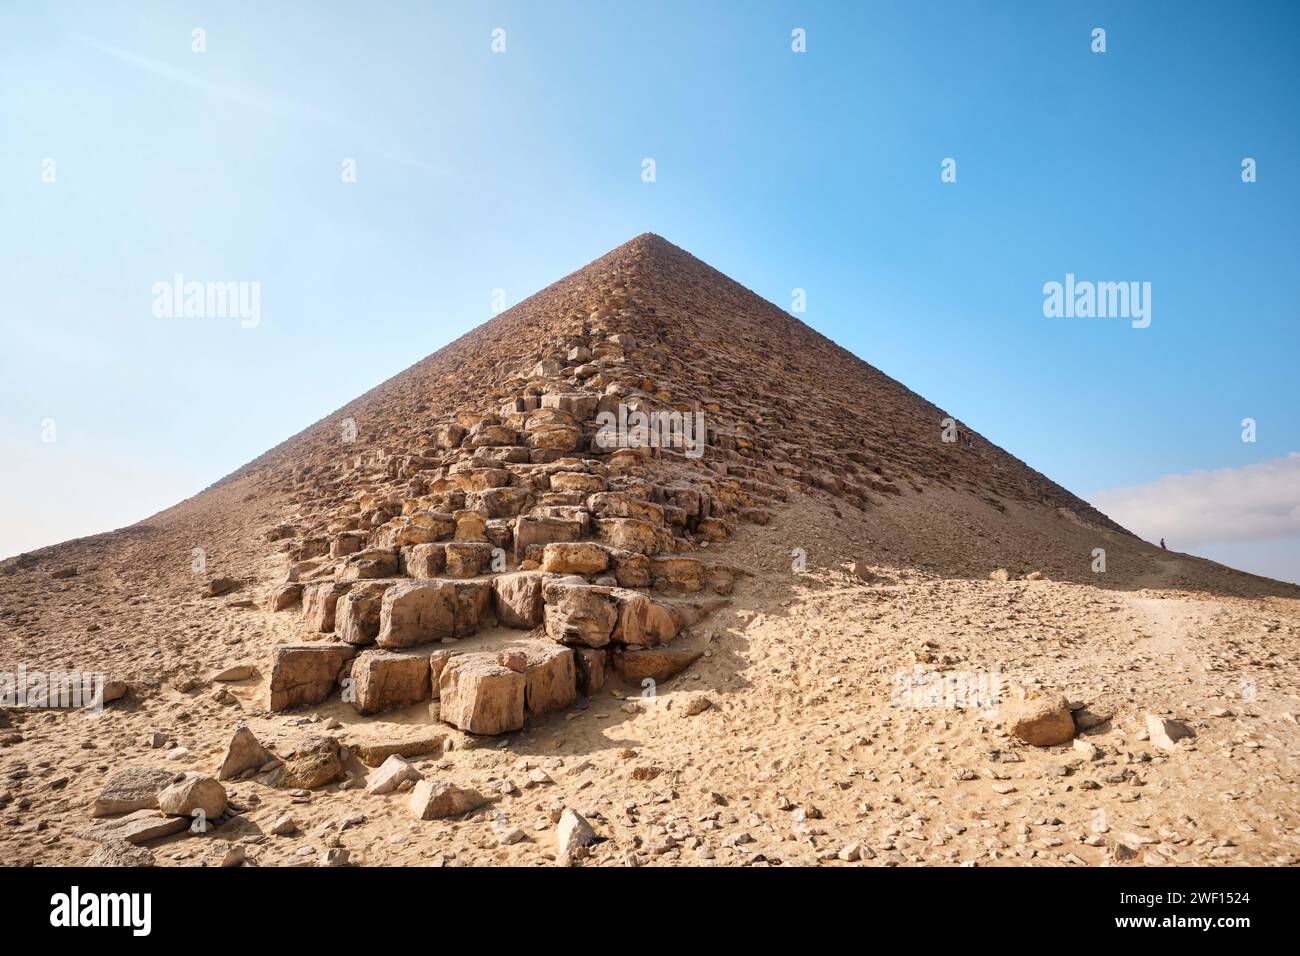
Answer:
(302, 581, 353, 632)
(340, 548, 400, 580)
(613, 647, 701, 685)
(467, 487, 533, 519)
(543, 583, 618, 648)
(514, 514, 584, 561)
(335, 580, 396, 646)
(350, 649, 433, 715)
(376, 581, 457, 649)
(596, 517, 660, 555)
(404, 542, 446, 578)
(611, 590, 680, 646)
(438, 655, 526, 735)
(649, 555, 704, 593)
(493, 571, 545, 629)
(540, 542, 609, 575)
(269, 643, 358, 710)
(587, 492, 665, 525)
(445, 541, 495, 578)
(451, 580, 496, 637)
(550, 471, 606, 494)
(541, 392, 600, 420)
(524, 644, 577, 716)
(392, 512, 456, 546)
(609, 549, 651, 588)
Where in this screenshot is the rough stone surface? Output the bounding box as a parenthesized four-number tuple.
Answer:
(408, 779, 489, 820)
(350, 648, 433, 715)
(438, 655, 526, 735)
(269, 644, 358, 711)
(91, 767, 177, 818)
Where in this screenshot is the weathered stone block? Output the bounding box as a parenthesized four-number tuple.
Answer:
(269, 643, 358, 710)
(376, 581, 457, 648)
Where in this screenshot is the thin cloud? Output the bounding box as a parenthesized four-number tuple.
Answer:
(74, 34, 449, 175)
(1089, 453, 1300, 547)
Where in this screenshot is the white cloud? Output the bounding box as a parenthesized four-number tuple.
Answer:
(1089, 453, 1300, 547)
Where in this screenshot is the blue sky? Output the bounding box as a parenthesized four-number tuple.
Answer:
(1, 1, 1297, 581)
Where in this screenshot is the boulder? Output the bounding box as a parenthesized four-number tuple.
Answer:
(544, 583, 618, 648)
(217, 725, 273, 781)
(204, 577, 240, 597)
(340, 548, 400, 580)
(611, 590, 679, 646)
(366, 754, 423, 795)
(524, 645, 577, 716)
(493, 571, 545, 628)
(1146, 714, 1195, 750)
(514, 514, 584, 560)
(77, 810, 189, 846)
(596, 517, 659, 555)
(274, 735, 344, 790)
(409, 779, 490, 820)
(613, 647, 702, 685)
(86, 839, 156, 867)
(445, 541, 494, 578)
(649, 555, 703, 593)
(91, 767, 177, 818)
(158, 773, 228, 820)
(350, 733, 447, 768)
(267, 583, 304, 612)
(335, 580, 396, 646)
(350, 649, 433, 715)
(302, 581, 353, 632)
(269, 644, 358, 711)
(438, 655, 526, 735)
(556, 809, 598, 866)
(1005, 694, 1076, 746)
(541, 542, 609, 575)
(405, 542, 447, 578)
(376, 581, 457, 648)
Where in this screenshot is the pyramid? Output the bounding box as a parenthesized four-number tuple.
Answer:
(3, 234, 1297, 867)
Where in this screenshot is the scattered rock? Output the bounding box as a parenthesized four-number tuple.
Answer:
(1005, 694, 1075, 746)
(91, 767, 177, 818)
(556, 808, 598, 866)
(409, 780, 490, 820)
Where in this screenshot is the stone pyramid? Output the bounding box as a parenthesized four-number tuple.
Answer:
(251, 234, 1161, 735)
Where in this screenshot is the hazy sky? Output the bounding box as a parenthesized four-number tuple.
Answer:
(2, 1, 1297, 582)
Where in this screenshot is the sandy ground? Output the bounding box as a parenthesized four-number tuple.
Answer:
(3, 489, 1297, 867)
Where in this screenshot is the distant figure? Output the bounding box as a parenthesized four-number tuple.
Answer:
(1160, 538, 1167, 550)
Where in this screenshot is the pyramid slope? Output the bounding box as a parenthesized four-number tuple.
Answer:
(228, 233, 1128, 534)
